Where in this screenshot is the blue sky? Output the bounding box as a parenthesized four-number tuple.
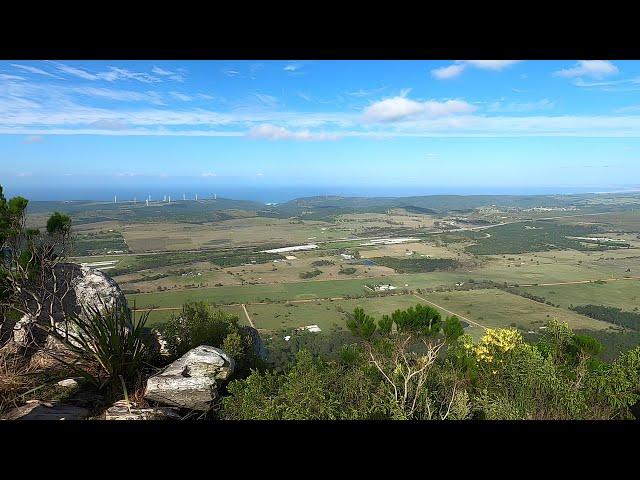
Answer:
(2, 60, 640, 199)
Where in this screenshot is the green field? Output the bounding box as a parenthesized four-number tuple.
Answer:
(126, 272, 476, 308)
(420, 289, 612, 333)
(245, 295, 429, 334)
(520, 280, 640, 312)
(141, 304, 247, 327)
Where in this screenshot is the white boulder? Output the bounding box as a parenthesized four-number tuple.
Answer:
(144, 346, 235, 411)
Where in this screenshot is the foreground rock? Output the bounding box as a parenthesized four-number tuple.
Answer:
(104, 400, 181, 420)
(144, 346, 234, 411)
(1, 400, 89, 420)
(10, 263, 127, 350)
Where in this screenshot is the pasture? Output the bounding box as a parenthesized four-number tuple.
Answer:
(421, 289, 612, 332)
(520, 279, 640, 312)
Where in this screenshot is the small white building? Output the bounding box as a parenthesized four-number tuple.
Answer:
(340, 253, 354, 260)
(372, 284, 396, 292)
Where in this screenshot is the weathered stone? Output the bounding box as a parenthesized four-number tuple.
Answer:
(1, 400, 89, 420)
(144, 345, 234, 411)
(57, 378, 79, 388)
(12, 263, 127, 349)
(104, 400, 181, 420)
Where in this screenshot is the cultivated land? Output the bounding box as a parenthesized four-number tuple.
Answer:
(26, 192, 640, 357)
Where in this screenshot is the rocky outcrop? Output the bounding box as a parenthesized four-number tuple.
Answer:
(241, 326, 267, 360)
(11, 263, 127, 349)
(144, 345, 234, 411)
(1, 400, 89, 420)
(104, 400, 181, 420)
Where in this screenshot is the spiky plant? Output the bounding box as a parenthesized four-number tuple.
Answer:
(45, 301, 150, 396)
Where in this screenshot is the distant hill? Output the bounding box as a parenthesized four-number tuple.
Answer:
(26, 192, 640, 224)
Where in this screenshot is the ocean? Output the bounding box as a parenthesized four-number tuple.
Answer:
(5, 185, 640, 203)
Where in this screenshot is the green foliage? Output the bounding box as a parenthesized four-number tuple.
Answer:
(160, 301, 261, 376)
(570, 304, 640, 331)
(222, 350, 400, 420)
(299, 268, 322, 279)
(339, 266, 357, 275)
(263, 330, 357, 372)
(160, 302, 234, 357)
(443, 315, 464, 342)
(465, 220, 605, 255)
(346, 307, 376, 339)
(46, 212, 72, 235)
(373, 256, 459, 273)
(384, 303, 442, 337)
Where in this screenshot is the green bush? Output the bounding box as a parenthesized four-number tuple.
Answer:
(159, 301, 263, 377)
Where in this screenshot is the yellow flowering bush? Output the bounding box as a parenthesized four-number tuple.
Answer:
(466, 328, 524, 365)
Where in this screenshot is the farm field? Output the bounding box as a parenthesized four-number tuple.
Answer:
(141, 304, 247, 328)
(420, 289, 612, 333)
(520, 279, 640, 312)
(34, 192, 640, 357)
(120, 218, 346, 252)
(245, 295, 426, 334)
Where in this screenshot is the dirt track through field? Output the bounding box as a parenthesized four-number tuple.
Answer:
(412, 293, 488, 330)
(241, 303, 256, 328)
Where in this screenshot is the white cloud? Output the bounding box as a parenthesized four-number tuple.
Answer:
(170, 92, 192, 102)
(152, 66, 172, 75)
(465, 60, 520, 70)
(152, 66, 185, 82)
(554, 60, 618, 79)
(88, 119, 128, 130)
(3, 79, 640, 139)
(51, 62, 161, 83)
(248, 124, 340, 141)
(284, 63, 300, 72)
(362, 96, 476, 122)
(487, 98, 555, 113)
(201, 172, 217, 177)
(107, 67, 160, 84)
(431, 60, 520, 80)
(74, 86, 165, 105)
(11, 64, 61, 78)
(431, 63, 466, 79)
(0, 74, 26, 81)
(52, 62, 99, 80)
(224, 70, 240, 77)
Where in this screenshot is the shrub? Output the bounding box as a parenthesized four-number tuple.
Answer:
(47, 302, 150, 397)
(159, 301, 263, 377)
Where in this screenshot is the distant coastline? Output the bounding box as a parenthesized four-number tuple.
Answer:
(9, 185, 640, 204)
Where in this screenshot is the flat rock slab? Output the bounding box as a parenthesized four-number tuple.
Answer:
(1, 400, 89, 420)
(144, 345, 234, 411)
(104, 400, 181, 420)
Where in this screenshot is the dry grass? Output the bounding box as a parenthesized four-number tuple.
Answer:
(0, 345, 41, 415)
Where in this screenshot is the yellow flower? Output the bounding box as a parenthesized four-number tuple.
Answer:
(470, 328, 523, 367)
